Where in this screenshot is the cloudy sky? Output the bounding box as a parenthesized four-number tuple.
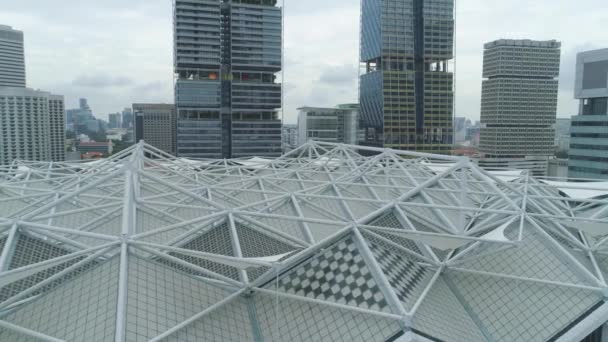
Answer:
(1, 0, 607, 123)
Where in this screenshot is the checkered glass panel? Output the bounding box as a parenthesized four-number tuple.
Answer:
(272, 236, 390, 312)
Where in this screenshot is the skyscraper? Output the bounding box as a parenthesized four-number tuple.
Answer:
(0, 25, 26, 88)
(478, 39, 561, 176)
(133, 103, 177, 155)
(108, 113, 122, 129)
(359, 0, 454, 153)
(569, 48, 608, 180)
(49, 95, 66, 162)
(173, 0, 282, 159)
(0, 88, 65, 164)
(121, 108, 133, 129)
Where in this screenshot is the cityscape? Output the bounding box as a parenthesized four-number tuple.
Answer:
(0, 1, 607, 341)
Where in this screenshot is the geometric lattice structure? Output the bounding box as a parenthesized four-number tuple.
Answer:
(0, 141, 607, 342)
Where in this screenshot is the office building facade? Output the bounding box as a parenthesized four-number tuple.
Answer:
(134, 103, 177, 155)
(478, 39, 561, 176)
(297, 104, 360, 146)
(0, 87, 65, 164)
(173, 0, 282, 159)
(0, 25, 26, 88)
(359, 0, 454, 153)
(568, 48, 608, 180)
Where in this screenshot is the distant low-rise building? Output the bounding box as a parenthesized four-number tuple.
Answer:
(77, 141, 113, 156)
(297, 104, 360, 146)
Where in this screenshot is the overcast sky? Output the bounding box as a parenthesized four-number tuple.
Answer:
(1, 0, 607, 123)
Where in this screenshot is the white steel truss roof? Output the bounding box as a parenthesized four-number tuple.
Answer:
(0, 141, 607, 342)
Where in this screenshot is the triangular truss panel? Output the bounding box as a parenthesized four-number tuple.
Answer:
(0, 141, 606, 341)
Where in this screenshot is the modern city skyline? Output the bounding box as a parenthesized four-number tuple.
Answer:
(173, 0, 282, 159)
(568, 48, 608, 180)
(359, 0, 454, 153)
(0, 25, 25, 88)
(478, 39, 561, 176)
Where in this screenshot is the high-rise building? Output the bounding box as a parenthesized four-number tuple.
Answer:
(478, 39, 561, 176)
(0, 25, 26, 88)
(359, 0, 454, 153)
(133, 103, 177, 155)
(49, 95, 66, 162)
(108, 113, 122, 129)
(297, 104, 360, 146)
(173, 0, 282, 159)
(79, 98, 90, 111)
(568, 48, 608, 180)
(0, 87, 65, 164)
(122, 108, 133, 129)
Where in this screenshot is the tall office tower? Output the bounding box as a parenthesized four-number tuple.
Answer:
(122, 108, 134, 129)
(173, 0, 282, 158)
(0, 25, 26, 87)
(108, 113, 122, 129)
(569, 49, 608, 180)
(133, 103, 177, 155)
(478, 39, 561, 176)
(297, 104, 360, 146)
(48, 95, 66, 162)
(0, 87, 65, 164)
(79, 98, 90, 111)
(359, 0, 454, 153)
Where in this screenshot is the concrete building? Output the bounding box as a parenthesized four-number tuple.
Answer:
(282, 124, 298, 152)
(479, 39, 561, 176)
(359, 0, 454, 153)
(568, 48, 608, 180)
(173, 0, 282, 159)
(133, 103, 176, 155)
(555, 118, 571, 153)
(0, 87, 65, 164)
(0, 25, 26, 88)
(297, 104, 360, 146)
(48, 95, 66, 162)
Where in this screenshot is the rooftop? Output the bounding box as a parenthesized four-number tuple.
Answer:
(0, 141, 606, 341)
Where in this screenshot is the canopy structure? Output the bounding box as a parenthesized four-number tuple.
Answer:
(0, 141, 607, 342)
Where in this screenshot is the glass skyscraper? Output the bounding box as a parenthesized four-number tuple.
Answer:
(173, 0, 282, 159)
(569, 48, 608, 180)
(359, 0, 454, 153)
